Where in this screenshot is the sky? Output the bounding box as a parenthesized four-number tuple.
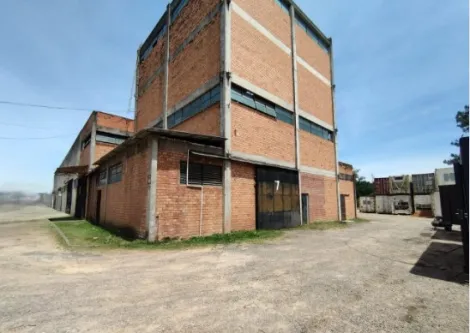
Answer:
(0, 0, 468, 192)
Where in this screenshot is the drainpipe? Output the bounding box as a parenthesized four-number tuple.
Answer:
(329, 39, 341, 221)
(162, 4, 171, 129)
(289, 4, 303, 225)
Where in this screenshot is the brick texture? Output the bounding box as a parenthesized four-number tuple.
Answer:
(231, 162, 256, 231)
(173, 103, 221, 136)
(136, 72, 163, 131)
(168, 13, 220, 109)
(232, 11, 293, 104)
(301, 173, 338, 222)
(339, 162, 355, 219)
(295, 25, 331, 80)
(299, 131, 335, 171)
(232, 103, 295, 163)
(297, 64, 333, 125)
(87, 141, 150, 238)
(234, 0, 292, 47)
(95, 143, 116, 163)
(96, 112, 134, 133)
(138, 32, 165, 89)
(156, 141, 223, 239)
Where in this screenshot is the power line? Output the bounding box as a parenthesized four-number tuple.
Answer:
(0, 121, 52, 130)
(0, 134, 73, 140)
(0, 100, 127, 113)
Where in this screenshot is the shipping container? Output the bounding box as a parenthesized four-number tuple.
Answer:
(359, 196, 375, 213)
(411, 173, 435, 194)
(391, 195, 413, 215)
(435, 167, 455, 189)
(376, 195, 392, 214)
(389, 175, 411, 194)
(413, 194, 433, 217)
(374, 178, 390, 195)
(432, 191, 442, 217)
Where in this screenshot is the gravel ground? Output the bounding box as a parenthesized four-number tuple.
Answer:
(0, 208, 468, 333)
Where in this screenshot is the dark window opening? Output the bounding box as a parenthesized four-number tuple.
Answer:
(180, 161, 222, 186)
(108, 163, 123, 184)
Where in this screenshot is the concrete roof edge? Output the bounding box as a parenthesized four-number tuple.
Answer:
(286, 0, 332, 47)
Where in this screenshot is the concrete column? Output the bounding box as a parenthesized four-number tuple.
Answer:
(162, 5, 171, 130)
(89, 113, 97, 170)
(221, 0, 232, 233)
(289, 5, 303, 224)
(328, 39, 341, 221)
(146, 137, 158, 241)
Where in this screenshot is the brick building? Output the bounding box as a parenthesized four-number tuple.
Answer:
(52, 111, 134, 217)
(81, 0, 356, 240)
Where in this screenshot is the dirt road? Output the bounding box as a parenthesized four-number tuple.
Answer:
(0, 211, 467, 332)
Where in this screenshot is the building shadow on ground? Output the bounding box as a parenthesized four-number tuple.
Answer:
(48, 216, 78, 222)
(410, 240, 468, 284)
(431, 229, 463, 242)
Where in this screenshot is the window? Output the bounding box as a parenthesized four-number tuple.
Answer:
(295, 14, 329, 53)
(299, 116, 333, 141)
(339, 173, 354, 181)
(180, 161, 222, 186)
(81, 134, 91, 150)
(141, 24, 167, 61)
(171, 0, 188, 22)
(167, 85, 220, 128)
(231, 85, 293, 124)
(96, 132, 127, 145)
(274, 0, 289, 13)
(108, 163, 123, 184)
(97, 170, 107, 186)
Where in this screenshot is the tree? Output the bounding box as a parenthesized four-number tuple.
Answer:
(444, 105, 469, 165)
(354, 169, 374, 200)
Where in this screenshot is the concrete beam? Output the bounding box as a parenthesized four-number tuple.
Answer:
(96, 126, 133, 137)
(146, 137, 158, 241)
(299, 165, 336, 178)
(231, 151, 296, 170)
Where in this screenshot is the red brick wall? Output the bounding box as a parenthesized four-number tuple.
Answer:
(95, 143, 116, 163)
(137, 73, 163, 131)
(301, 173, 338, 222)
(232, 103, 295, 163)
(173, 103, 220, 136)
(168, 12, 220, 109)
(299, 131, 335, 171)
(295, 26, 331, 80)
(297, 65, 333, 125)
(96, 112, 134, 133)
(234, 0, 291, 47)
(89, 141, 150, 238)
(340, 180, 355, 220)
(156, 140, 223, 239)
(232, 11, 293, 104)
(231, 162, 256, 231)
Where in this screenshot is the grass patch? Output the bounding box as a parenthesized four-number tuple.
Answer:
(350, 217, 370, 223)
(51, 220, 283, 250)
(296, 221, 348, 231)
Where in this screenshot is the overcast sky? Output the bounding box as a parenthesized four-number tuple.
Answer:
(0, 0, 468, 192)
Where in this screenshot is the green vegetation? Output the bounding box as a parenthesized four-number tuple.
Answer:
(297, 221, 348, 231)
(350, 217, 370, 223)
(51, 220, 283, 250)
(444, 105, 469, 165)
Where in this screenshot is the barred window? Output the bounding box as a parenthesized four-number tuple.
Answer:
(97, 170, 107, 186)
(339, 173, 354, 181)
(180, 161, 222, 186)
(108, 163, 123, 184)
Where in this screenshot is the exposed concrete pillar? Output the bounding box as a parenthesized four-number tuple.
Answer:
(89, 112, 97, 170)
(289, 4, 303, 224)
(146, 137, 158, 241)
(162, 5, 171, 130)
(221, 0, 232, 233)
(328, 39, 341, 221)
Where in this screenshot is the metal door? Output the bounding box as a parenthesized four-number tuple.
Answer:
(340, 195, 347, 221)
(439, 185, 462, 225)
(256, 167, 300, 229)
(301, 194, 309, 225)
(65, 180, 73, 214)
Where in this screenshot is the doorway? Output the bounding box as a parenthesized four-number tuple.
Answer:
(96, 190, 102, 224)
(340, 195, 347, 221)
(301, 193, 309, 225)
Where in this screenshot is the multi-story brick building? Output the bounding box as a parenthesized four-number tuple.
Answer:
(84, 0, 356, 240)
(52, 111, 133, 217)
